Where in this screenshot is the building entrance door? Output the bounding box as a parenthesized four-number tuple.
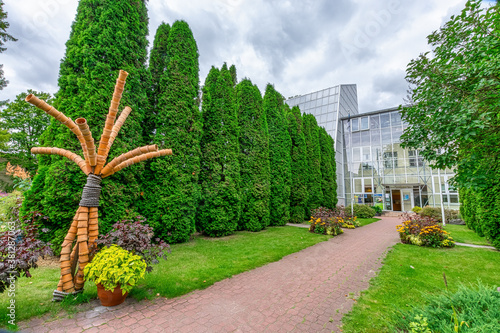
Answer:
(392, 189, 402, 211)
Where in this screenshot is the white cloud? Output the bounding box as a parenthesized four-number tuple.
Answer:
(1, 0, 468, 113)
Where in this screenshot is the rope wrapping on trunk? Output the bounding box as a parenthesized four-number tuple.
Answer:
(79, 174, 102, 207)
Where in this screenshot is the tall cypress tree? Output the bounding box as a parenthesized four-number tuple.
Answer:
(236, 79, 270, 231)
(286, 105, 309, 223)
(140, 20, 201, 243)
(318, 127, 337, 209)
(197, 64, 241, 237)
(303, 114, 324, 217)
(22, 0, 150, 235)
(263, 84, 291, 226)
(229, 64, 237, 87)
(145, 22, 170, 142)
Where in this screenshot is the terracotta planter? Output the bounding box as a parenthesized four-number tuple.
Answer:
(96, 283, 128, 306)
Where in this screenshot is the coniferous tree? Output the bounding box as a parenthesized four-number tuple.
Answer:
(303, 114, 323, 217)
(236, 78, 270, 231)
(145, 22, 170, 142)
(22, 0, 150, 235)
(229, 64, 237, 87)
(286, 105, 309, 223)
(197, 64, 241, 237)
(318, 127, 337, 209)
(263, 84, 291, 226)
(141, 20, 201, 243)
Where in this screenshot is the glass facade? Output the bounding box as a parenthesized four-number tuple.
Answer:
(287, 86, 459, 212)
(287, 84, 358, 204)
(342, 108, 459, 212)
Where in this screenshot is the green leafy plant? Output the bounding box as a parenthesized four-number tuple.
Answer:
(373, 205, 383, 215)
(409, 315, 431, 333)
(84, 245, 146, 295)
(346, 204, 376, 218)
(412, 206, 422, 214)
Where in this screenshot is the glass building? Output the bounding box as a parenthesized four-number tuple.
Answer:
(287, 86, 459, 212)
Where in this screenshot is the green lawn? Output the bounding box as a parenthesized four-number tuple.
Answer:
(357, 217, 381, 227)
(443, 224, 491, 246)
(341, 244, 500, 333)
(1, 226, 330, 328)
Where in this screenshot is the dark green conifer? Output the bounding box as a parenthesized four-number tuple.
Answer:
(303, 114, 324, 217)
(141, 20, 201, 242)
(263, 84, 291, 226)
(22, 0, 150, 235)
(286, 106, 309, 223)
(236, 79, 270, 231)
(229, 64, 237, 86)
(318, 127, 337, 209)
(145, 22, 170, 142)
(197, 64, 241, 237)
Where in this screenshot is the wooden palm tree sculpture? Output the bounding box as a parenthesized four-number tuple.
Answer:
(25, 70, 172, 301)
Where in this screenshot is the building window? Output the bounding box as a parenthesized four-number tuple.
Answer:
(360, 116, 369, 130)
(409, 150, 424, 167)
(383, 152, 397, 168)
(352, 118, 359, 131)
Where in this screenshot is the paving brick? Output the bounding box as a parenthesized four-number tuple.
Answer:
(17, 217, 400, 333)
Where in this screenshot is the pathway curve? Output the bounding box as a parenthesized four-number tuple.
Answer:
(19, 217, 401, 333)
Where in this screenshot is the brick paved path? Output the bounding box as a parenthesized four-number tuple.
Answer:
(19, 217, 401, 333)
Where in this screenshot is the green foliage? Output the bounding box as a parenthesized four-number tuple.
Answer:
(197, 65, 241, 237)
(412, 206, 422, 214)
(420, 206, 442, 221)
(84, 245, 147, 295)
(23, 0, 150, 236)
(346, 204, 376, 218)
(263, 84, 291, 226)
(402, 0, 500, 188)
(303, 114, 323, 217)
(318, 127, 337, 209)
(236, 78, 270, 231)
(145, 22, 170, 143)
(0, 0, 17, 99)
(0, 90, 51, 171)
(395, 283, 500, 333)
(140, 20, 201, 243)
(286, 105, 308, 223)
(0, 190, 22, 226)
(229, 64, 237, 87)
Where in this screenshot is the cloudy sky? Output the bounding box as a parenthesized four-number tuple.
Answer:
(2, 0, 470, 113)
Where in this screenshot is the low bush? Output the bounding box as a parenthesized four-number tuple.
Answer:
(412, 206, 422, 214)
(420, 206, 461, 223)
(345, 204, 376, 218)
(93, 215, 170, 272)
(396, 213, 454, 248)
(394, 283, 500, 332)
(373, 205, 383, 215)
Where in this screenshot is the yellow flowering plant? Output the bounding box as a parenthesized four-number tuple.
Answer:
(396, 213, 454, 248)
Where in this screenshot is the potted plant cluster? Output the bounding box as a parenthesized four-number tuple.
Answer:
(84, 244, 146, 306)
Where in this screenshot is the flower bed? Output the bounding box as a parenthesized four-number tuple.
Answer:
(308, 206, 358, 235)
(396, 214, 454, 248)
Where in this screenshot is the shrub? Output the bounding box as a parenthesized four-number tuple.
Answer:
(345, 204, 376, 218)
(373, 205, 383, 215)
(396, 214, 454, 248)
(93, 215, 170, 272)
(412, 206, 422, 214)
(420, 206, 461, 223)
(394, 283, 500, 332)
(0, 219, 52, 293)
(0, 191, 23, 227)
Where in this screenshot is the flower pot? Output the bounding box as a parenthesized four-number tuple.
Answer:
(96, 283, 128, 306)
